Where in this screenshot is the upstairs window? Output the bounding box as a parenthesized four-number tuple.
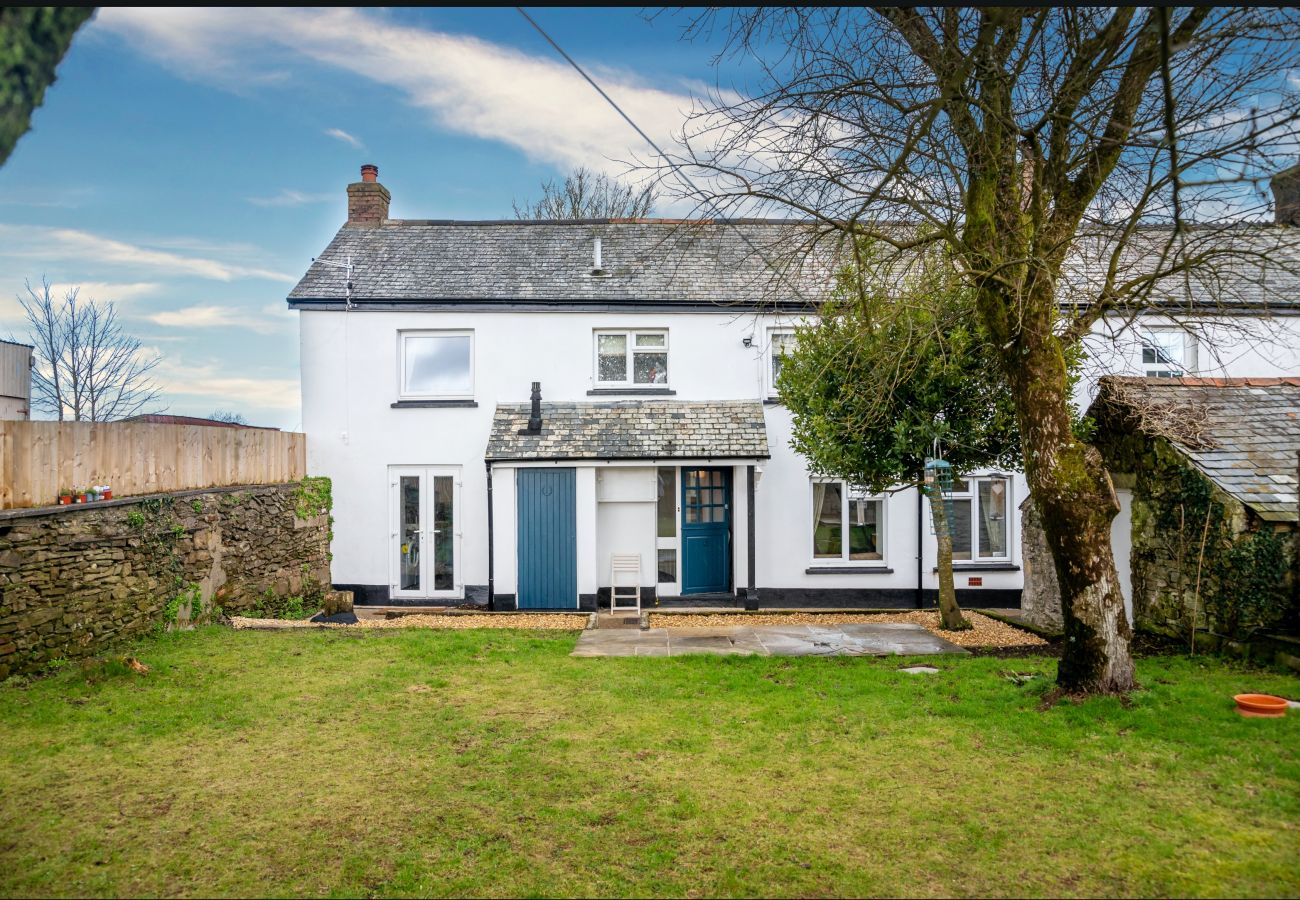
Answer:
(595, 329, 668, 386)
(811, 479, 884, 563)
(1141, 327, 1196, 378)
(943, 476, 1010, 561)
(399, 331, 473, 399)
(769, 329, 796, 396)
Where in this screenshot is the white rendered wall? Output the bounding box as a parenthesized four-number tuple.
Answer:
(299, 305, 1296, 599)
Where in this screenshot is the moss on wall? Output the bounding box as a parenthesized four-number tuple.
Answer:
(1098, 427, 1294, 640)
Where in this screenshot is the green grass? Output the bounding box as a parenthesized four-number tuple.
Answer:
(1, 628, 1297, 899)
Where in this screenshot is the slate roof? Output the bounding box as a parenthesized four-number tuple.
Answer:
(289, 220, 831, 307)
(1094, 376, 1300, 522)
(485, 400, 770, 461)
(288, 217, 1300, 313)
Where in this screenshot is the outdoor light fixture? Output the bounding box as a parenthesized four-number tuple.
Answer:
(742, 335, 754, 348)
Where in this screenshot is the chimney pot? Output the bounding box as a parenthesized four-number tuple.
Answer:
(1272, 163, 1300, 227)
(347, 164, 390, 227)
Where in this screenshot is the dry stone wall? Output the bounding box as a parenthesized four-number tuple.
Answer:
(0, 482, 330, 680)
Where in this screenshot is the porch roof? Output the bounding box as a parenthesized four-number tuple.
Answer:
(485, 400, 769, 462)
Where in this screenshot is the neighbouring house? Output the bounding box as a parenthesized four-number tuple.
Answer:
(121, 414, 280, 430)
(289, 164, 1300, 611)
(1084, 376, 1298, 639)
(0, 339, 33, 421)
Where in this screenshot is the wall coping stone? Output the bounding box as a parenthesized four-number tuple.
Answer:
(0, 482, 302, 522)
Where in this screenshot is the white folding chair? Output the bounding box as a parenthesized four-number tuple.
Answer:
(610, 554, 642, 613)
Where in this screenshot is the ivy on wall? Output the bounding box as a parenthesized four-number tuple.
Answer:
(1110, 433, 1293, 639)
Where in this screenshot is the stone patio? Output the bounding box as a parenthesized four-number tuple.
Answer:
(571, 622, 968, 657)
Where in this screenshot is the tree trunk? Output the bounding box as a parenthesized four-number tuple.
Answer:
(1004, 319, 1136, 694)
(927, 486, 971, 631)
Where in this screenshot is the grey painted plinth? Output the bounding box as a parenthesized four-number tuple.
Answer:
(571, 622, 967, 658)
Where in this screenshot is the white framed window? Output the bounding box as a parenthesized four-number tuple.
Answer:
(944, 476, 1011, 561)
(811, 479, 885, 563)
(399, 331, 474, 399)
(594, 329, 668, 386)
(1140, 326, 1196, 378)
(768, 328, 796, 397)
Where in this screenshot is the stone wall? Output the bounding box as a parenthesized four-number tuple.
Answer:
(0, 482, 330, 680)
(1019, 497, 1064, 631)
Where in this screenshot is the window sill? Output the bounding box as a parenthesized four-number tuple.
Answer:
(805, 566, 894, 575)
(391, 400, 479, 408)
(587, 388, 676, 396)
(932, 562, 1020, 572)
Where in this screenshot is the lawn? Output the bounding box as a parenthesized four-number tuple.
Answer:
(1, 627, 1297, 899)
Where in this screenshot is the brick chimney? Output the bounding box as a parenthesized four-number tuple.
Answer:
(1272, 162, 1300, 226)
(347, 164, 389, 227)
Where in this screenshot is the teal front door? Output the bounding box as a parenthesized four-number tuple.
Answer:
(681, 467, 731, 594)
(516, 468, 577, 609)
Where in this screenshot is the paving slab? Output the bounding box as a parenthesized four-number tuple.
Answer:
(572, 622, 966, 658)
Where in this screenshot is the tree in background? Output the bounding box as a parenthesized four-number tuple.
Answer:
(18, 278, 162, 422)
(513, 166, 657, 219)
(677, 7, 1300, 694)
(208, 410, 248, 425)
(777, 247, 1021, 630)
(0, 7, 94, 166)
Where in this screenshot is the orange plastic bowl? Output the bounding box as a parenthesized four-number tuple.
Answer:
(1233, 694, 1289, 718)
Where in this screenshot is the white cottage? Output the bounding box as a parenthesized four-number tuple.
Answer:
(290, 165, 1300, 611)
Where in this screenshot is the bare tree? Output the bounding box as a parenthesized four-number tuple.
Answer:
(208, 409, 247, 425)
(513, 166, 657, 219)
(668, 8, 1300, 693)
(18, 278, 163, 421)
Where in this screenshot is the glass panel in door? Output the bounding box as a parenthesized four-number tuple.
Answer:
(433, 475, 455, 590)
(399, 475, 421, 591)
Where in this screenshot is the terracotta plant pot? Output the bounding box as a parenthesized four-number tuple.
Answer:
(59, 496, 71, 506)
(1233, 693, 1289, 718)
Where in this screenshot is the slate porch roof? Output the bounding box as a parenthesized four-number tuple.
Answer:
(485, 400, 770, 461)
(1093, 376, 1300, 522)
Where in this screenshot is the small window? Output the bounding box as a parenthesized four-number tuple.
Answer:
(656, 468, 676, 538)
(769, 329, 796, 396)
(400, 331, 473, 399)
(1140, 327, 1195, 378)
(811, 479, 884, 562)
(594, 330, 668, 385)
(940, 476, 1010, 561)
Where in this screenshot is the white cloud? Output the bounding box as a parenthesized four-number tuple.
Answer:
(155, 357, 300, 410)
(145, 303, 290, 334)
(246, 189, 331, 208)
(325, 127, 364, 149)
(0, 224, 296, 283)
(93, 7, 704, 174)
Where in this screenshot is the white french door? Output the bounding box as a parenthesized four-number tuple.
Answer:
(389, 466, 462, 600)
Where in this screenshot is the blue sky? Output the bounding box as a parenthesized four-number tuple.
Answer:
(0, 8, 730, 429)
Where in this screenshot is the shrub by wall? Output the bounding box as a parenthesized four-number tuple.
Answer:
(0, 480, 331, 680)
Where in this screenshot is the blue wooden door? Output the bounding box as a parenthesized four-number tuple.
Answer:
(681, 467, 731, 594)
(516, 468, 577, 609)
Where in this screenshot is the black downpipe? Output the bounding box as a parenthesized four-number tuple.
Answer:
(746, 464, 758, 610)
(486, 461, 495, 610)
(915, 483, 924, 610)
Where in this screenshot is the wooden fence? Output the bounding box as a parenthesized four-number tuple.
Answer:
(0, 420, 306, 509)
